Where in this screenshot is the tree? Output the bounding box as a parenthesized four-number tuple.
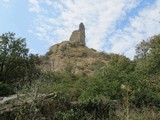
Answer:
(0, 32, 40, 95)
(135, 34, 160, 74)
(134, 34, 160, 106)
(79, 54, 135, 102)
(134, 40, 149, 60)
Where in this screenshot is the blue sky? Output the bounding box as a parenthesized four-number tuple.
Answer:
(0, 0, 160, 59)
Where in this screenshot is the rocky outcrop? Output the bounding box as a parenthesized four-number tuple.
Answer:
(69, 22, 86, 46)
(40, 23, 110, 76)
(48, 23, 86, 54)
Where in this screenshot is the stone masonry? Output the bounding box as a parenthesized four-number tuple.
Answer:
(69, 22, 86, 46)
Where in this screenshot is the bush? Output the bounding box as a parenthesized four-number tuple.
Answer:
(0, 82, 14, 96)
(0, 32, 40, 96)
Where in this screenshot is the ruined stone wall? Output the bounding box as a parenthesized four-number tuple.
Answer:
(69, 23, 86, 46)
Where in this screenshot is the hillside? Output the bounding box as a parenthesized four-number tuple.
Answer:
(1, 25, 160, 120)
(40, 23, 110, 75)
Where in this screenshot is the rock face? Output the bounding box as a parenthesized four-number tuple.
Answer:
(40, 23, 110, 76)
(69, 23, 86, 46)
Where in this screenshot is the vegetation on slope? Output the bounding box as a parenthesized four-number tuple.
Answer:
(0, 32, 160, 119)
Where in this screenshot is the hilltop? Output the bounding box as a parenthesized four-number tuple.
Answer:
(40, 23, 110, 75)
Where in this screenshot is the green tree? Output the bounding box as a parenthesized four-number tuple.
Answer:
(79, 54, 135, 102)
(134, 34, 160, 106)
(0, 32, 40, 95)
(134, 40, 149, 60)
(135, 34, 160, 75)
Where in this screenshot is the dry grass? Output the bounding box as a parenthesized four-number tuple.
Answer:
(115, 106, 160, 120)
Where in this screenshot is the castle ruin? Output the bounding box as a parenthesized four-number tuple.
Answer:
(69, 22, 86, 46)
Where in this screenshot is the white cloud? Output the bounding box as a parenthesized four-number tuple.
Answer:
(54, 0, 140, 50)
(0, 0, 11, 7)
(107, 0, 160, 59)
(28, 0, 160, 59)
(2, 0, 10, 2)
(45, 0, 52, 5)
(28, 0, 41, 13)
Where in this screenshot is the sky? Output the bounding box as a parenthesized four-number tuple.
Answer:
(0, 0, 160, 59)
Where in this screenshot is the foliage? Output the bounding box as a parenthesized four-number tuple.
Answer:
(134, 40, 149, 59)
(0, 82, 14, 96)
(0, 32, 40, 96)
(133, 34, 160, 106)
(79, 54, 134, 102)
(1, 33, 160, 119)
(135, 34, 160, 74)
(33, 34, 160, 118)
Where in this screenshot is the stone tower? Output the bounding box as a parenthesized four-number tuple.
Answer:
(69, 22, 86, 46)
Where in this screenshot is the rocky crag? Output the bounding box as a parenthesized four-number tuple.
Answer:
(41, 23, 110, 76)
